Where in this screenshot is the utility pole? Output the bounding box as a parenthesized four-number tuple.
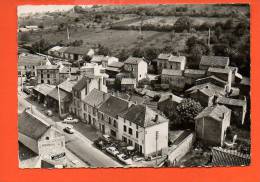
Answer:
(208, 28, 211, 47)
(155, 131, 159, 166)
(20, 70, 23, 91)
(57, 85, 62, 118)
(67, 26, 70, 41)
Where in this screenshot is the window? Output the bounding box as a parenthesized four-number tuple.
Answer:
(45, 136, 49, 140)
(129, 121, 132, 126)
(113, 120, 118, 128)
(123, 125, 127, 132)
(24, 66, 27, 69)
(136, 125, 138, 130)
(41, 74, 43, 78)
(122, 136, 127, 143)
(136, 131, 139, 138)
(101, 114, 104, 120)
(129, 128, 133, 135)
(109, 117, 112, 124)
(47, 74, 50, 78)
(128, 139, 133, 146)
(41, 80, 44, 83)
(84, 104, 87, 111)
(111, 130, 116, 137)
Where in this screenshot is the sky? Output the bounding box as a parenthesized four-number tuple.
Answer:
(17, 5, 76, 15)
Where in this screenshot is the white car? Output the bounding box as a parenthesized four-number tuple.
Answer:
(106, 147, 120, 156)
(63, 116, 79, 123)
(117, 153, 133, 165)
(63, 126, 74, 134)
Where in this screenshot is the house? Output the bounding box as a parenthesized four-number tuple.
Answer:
(98, 96, 129, 135)
(195, 105, 231, 146)
(59, 66, 80, 83)
(161, 69, 185, 92)
(188, 86, 216, 107)
(90, 55, 105, 64)
(168, 130, 195, 165)
(47, 46, 63, 57)
(186, 82, 227, 96)
(124, 57, 148, 81)
(71, 74, 108, 119)
(18, 110, 65, 166)
(80, 63, 107, 78)
(157, 53, 186, 73)
(106, 62, 125, 78)
(199, 56, 230, 70)
(216, 96, 247, 125)
(102, 56, 119, 68)
(36, 65, 60, 85)
(211, 147, 250, 166)
(184, 69, 206, 85)
(18, 53, 47, 77)
(64, 46, 94, 61)
(32, 83, 56, 105)
(46, 77, 78, 117)
(82, 89, 110, 125)
(228, 66, 242, 84)
(118, 104, 169, 157)
(121, 78, 137, 91)
(158, 93, 183, 118)
(56, 47, 68, 58)
(207, 67, 232, 91)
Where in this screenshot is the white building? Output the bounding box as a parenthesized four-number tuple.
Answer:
(124, 57, 148, 82)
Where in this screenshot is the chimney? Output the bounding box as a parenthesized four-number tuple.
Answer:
(169, 94, 173, 100)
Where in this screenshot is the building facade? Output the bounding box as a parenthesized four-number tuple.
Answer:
(36, 65, 60, 85)
(124, 57, 148, 82)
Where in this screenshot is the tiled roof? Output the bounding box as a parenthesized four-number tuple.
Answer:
(208, 67, 231, 74)
(36, 65, 59, 70)
(99, 96, 129, 118)
(129, 95, 146, 105)
(195, 104, 231, 122)
(184, 69, 206, 75)
(195, 75, 227, 88)
(57, 47, 68, 53)
(168, 56, 186, 63)
(199, 87, 215, 97)
(162, 69, 183, 76)
(120, 104, 168, 127)
(72, 76, 89, 91)
(59, 66, 79, 74)
(18, 54, 47, 66)
(158, 93, 183, 103)
(216, 96, 247, 107)
(90, 55, 105, 63)
(108, 61, 124, 68)
(200, 56, 229, 67)
(121, 78, 136, 85)
(47, 87, 71, 102)
(33, 84, 55, 96)
(83, 89, 110, 107)
(212, 147, 250, 166)
(18, 111, 50, 140)
(186, 82, 226, 95)
(48, 46, 63, 52)
(64, 46, 92, 55)
(157, 53, 172, 60)
(124, 57, 144, 65)
(58, 78, 78, 93)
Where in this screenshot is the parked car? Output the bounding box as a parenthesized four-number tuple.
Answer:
(102, 134, 112, 143)
(117, 153, 133, 165)
(45, 110, 53, 117)
(63, 116, 79, 123)
(63, 126, 74, 134)
(106, 147, 120, 156)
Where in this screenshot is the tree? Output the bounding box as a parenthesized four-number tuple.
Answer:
(132, 47, 145, 58)
(97, 44, 111, 56)
(144, 47, 160, 62)
(32, 39, 50, 53)
(117, 49, 130, 62)
(234, 20, 249, 37)
(214, 25, 222, 39)
(176, 98, 203, 129)
(174, 16, 192, 33)
(223, 19, 234, 30)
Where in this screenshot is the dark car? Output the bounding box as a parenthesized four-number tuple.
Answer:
(94, 138, 107, 150)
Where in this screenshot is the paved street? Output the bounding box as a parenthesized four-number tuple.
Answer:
(18, 87, 122, 167)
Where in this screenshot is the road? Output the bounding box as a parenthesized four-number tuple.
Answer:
(18, 87, 122, 167)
